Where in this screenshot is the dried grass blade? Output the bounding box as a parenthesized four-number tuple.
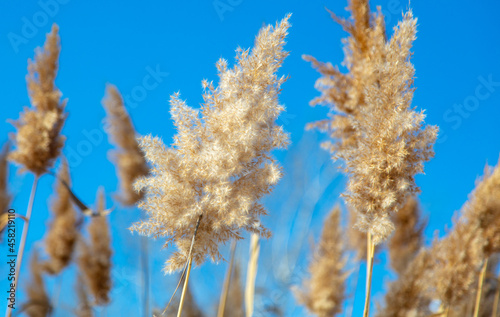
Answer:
(473, 259, 488, 317)
(163, 214, 203, 316)
(245, 233, 260, 317)
(217, 240, 237, 317)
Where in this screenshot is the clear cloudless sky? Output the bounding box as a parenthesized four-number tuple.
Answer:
(1, 0, 500, 316)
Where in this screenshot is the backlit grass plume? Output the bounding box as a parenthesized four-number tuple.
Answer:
(8, 24, 66, 175)
(131, 15, 291, 273)
(79, 188, 112, 305)
(428, 217, 484, 309)
(462, 160, 500, 257)
(103, 84, 149, 206)
(44, 160, 78, 275)
(295, 206, 346, 317)
(304, 0, 385, 155)
(306, 4, 437, 244)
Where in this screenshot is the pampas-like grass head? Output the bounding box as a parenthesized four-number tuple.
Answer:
(8, 24, 66, 176)
(102, 84, 148, 206)
(131, 15, 291, 273)
(305, 1, 437, 244)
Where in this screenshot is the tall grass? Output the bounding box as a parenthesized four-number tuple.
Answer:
(2, 1, 500, 316)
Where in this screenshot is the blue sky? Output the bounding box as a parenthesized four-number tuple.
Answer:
(1, 0, 500, 316)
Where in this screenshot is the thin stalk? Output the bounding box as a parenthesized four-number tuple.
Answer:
(176, 215, 202, 317)
(217, 240, 237, 317)
(245, 233, 260, 317)
(177, 257, 193, 317)
(473, 259, 488, 317)
(141, 236, 150, 317)
(6, 176, 39, 317)
(492, 278, 500, 317)
(363, 232, 375, 317)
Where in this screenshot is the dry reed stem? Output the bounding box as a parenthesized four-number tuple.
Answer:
(176, 215, 202, 317)
(245, 233, 260, 317)
(363, 232, 375, 317)
(217, 240, 237, 317)
(493, 284, 500, 317)
(474, 259, 489, 317)
(162, 266, 189, 315)
(177, 257, 193, 317)
(6, 177, 39, 317)
(224, 265, 245, 317)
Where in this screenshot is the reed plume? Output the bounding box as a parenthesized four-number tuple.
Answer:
(380, 159, 500, 315)
(429, 160, 500, 311)
(463, 160, 500, 257)
(102, 84, 149, 206)
(8, 24, 66, 176)
(23, 251, 52, 317)
(295, 206, 346, 317)
(44, 160, 78, 274)
(304, 0, 383, 155)
(429, 219, 484, 310)
(450, 256, 500, 317)
(305, 0, 437, 244)
(157, 285, 203, 317)
(5, 25, 67, 317)
(388, 196, 426, 275)
(79, 188, 112, 305)
(131, 15, 291, 273)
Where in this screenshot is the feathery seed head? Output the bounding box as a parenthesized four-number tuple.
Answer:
(131, 15, 291, 273)
(8, 24, 66, 175)
(102, 84, 149, 206)
(306, 2, 437, 244)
